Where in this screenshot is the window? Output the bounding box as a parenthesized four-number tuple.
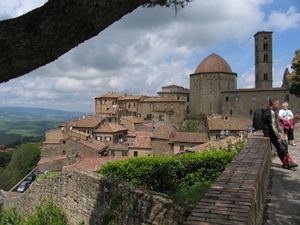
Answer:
(134, 151, 138, 157)
(170, 144, 174, 150)
(62, 150, 66, 155)
(105, 136, 111, 141)
(128, 103, 131, 108)
(263, 43, 268, 50)
(177, 96, 180, 100)
(150, 103, 154, 108)
(252, 96, 256, 101)
(225, 96, 229, 102)
(249, 109, 253, 115)
(159, 115, 164, 121)
(138, 104, 141, 108)
(264, 54, 268, 62)
(157, 104, 160, 108)
(285, 94, 290, 101)
(63, 141, 66, 144)
(187, 97, 189, 102)
(209, 83, 212, 91)
(230, 110, 232, 115)
(122, 151, 128, 157)
(171, 104, 173, 108)
(180, 145, 184, 151)
(97, 136, 102, 141)
(235, 96, 239, 102)
(104, 100, 107, 105)
(264, 73, 268, 80)
(164, 104, 167, 108)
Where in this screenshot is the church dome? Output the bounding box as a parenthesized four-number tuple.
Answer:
(194, 53, 232, 73)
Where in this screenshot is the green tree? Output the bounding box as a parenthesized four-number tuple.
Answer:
(179, 120, 198, 132)
(0, 142, 40, 190)
(287, 49, 300, 97)
(0, 0, 193, 83)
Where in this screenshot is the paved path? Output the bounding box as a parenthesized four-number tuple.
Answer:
(265, 142, 300, 225)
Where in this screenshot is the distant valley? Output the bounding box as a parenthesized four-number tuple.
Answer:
(0, 107, 85, 146)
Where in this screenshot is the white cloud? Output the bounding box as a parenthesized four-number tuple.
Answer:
(0, 0, 300, 111)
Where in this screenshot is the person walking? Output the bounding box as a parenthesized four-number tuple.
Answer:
(278, 102, 296, 146)
(262, 99, 298, 169)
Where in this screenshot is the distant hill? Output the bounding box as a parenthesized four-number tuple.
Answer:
(0, 107, 86, 146)
(0, 107, 84, 117)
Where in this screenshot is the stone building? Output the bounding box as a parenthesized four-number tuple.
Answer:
(189, 31, 300, 118)
(157, 84, 190, 114)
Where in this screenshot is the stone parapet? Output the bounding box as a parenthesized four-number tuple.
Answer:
(183, 135, 271, 224)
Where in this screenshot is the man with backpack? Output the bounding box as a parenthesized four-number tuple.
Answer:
(262, 99, 298, 169)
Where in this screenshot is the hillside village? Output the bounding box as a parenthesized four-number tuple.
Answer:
(37, 30, 300, 174)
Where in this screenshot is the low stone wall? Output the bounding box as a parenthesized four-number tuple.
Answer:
(184, 136, 271, 225)
(3, 170, 191, 225)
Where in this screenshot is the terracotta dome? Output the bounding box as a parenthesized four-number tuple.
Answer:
(194, 53, 232, 73)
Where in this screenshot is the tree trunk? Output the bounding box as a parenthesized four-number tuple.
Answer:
(0, 0, 150, 83)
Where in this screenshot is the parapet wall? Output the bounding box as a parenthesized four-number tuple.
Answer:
(3, 170, 191, 225)
(184, 136, 271, 225)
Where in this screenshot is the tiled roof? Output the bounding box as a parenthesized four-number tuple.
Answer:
(62, 156, 126, 172)
(121, 117, 143, 124)
(129, 136, 152, 149)
(95, 93, 121, 98)
(67, 115, 103, 128)
(79, 139, 108, 151)
(161, 84, 184, 89)
(42, 140, 60, 144)
(95, 122, 128, 133)
(207, 117, 252, 131)
(117, 95, 143, 101)
(173, 132, 209, 143)
(194, 53, 233, 73)
(152, 124, 175, 140)
(141, 97, 185, 103)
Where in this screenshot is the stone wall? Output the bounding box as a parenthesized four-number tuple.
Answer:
(184, 135, 271, 225)
(3, 170, 191, 225)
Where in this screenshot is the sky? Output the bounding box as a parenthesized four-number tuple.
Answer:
(0, 0, 300, 113)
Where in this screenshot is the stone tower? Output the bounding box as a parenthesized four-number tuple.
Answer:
(254, 31, 273, 88)
(189, 53, 237, 115)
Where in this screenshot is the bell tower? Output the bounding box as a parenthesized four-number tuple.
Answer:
(254, 31, 273, 89)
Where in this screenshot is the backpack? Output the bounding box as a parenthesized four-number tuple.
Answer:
(252, 108, 266, 130)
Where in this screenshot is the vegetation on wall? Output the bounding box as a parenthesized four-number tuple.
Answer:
(0, 142, 40, 191)
(0, 200, 67, 225)
(99, 140, 245, 204)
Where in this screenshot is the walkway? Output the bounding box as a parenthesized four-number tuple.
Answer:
(265, 142, 300, 224)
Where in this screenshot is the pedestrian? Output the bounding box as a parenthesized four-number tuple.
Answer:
(262, 99, 298, 169)
(278, 102, 296, 146)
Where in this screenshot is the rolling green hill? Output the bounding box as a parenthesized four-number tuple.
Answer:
(0, 107, 85, 146)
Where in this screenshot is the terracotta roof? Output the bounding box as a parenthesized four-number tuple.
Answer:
(152, 124, 175, 140)
(120, 117, 143, 124)
(207, 117, 252, 131)
(141, 97, 184, 103)
(95, 122, 128, 133)
(42, 140, 60, 144)
(95, 93, 121, 98)
(117, 95, 143, 101)
(79, 139, 108, 151)
(173, 132, 209, 143)
(62, 156, 126, 172)
(129, 135, 152, 149)
(67, 115, 103, 128)
(194, 53, 232, 73)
